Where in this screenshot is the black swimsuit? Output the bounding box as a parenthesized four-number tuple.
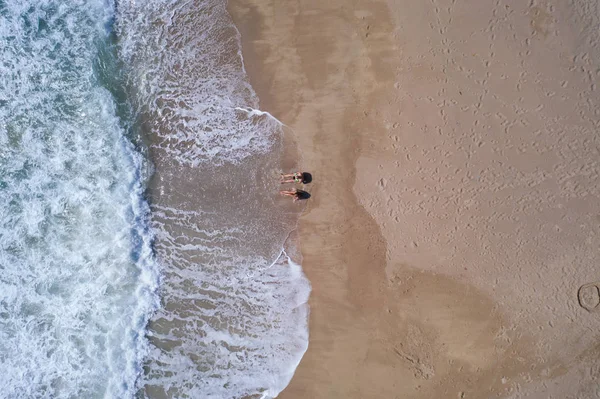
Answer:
(295, 190, 311, 200)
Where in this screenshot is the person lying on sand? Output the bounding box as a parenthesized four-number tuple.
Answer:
(280, 188, 311, 202)
(280, 172, 309, 184)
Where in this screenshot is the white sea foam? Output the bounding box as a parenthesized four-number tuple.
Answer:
(145, 245, 310, 398)
(116, 0, 278, 166)
(0, 1, 159, 397)
(115, 0, 311, 397)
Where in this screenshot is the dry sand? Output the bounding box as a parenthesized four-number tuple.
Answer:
(229, 0, 600, 398)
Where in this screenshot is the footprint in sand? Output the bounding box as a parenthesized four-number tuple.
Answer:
(577, 283, 600, 312)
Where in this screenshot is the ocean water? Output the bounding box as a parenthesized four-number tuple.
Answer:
(115, 1, 310, 398)
(0, 0, 159, 397)
(0, 0, 310, 398)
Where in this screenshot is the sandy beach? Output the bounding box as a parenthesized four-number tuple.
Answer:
(230, 0, 600, 398)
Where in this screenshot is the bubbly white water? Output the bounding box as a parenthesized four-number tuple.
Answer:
(0, 1, 159, 397)
(0, 0, 309, 397)
(115, 1, 311, 398)
(116, 0, 279, 167)
(142, 201, 310, 398)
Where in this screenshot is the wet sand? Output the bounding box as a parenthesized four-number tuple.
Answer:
(230, 0, 600, 398)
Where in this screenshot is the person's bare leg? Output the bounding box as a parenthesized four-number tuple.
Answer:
(280, 189, 298, 198)
(280, 173, 296, 183)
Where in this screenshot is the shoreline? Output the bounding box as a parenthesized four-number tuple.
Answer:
(228, 2, 399, 397)
(229, 0, 600, 397)
(119, 1, 313, 395)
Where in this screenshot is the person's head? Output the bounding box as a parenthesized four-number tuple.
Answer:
(301, 172, 312, 184)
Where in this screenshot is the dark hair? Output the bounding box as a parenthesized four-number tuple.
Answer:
(295, 190, 311, 200)
(301, 172, 312, 184)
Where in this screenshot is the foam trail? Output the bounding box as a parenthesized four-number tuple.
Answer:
(115, 0, 311, 397)
(0, 1, 159, 397)
(234, 106, 287, 126)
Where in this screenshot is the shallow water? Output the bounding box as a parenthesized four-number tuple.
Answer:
(0, 0, 309, 397)
(116, 1, 310, 398)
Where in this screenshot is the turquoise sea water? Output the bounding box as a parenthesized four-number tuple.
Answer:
(0, 1, 309, 397)
(0, 1, 159, 397)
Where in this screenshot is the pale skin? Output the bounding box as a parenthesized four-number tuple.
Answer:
(280, 172, 303, 184)
(280, 188, 301, 202)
